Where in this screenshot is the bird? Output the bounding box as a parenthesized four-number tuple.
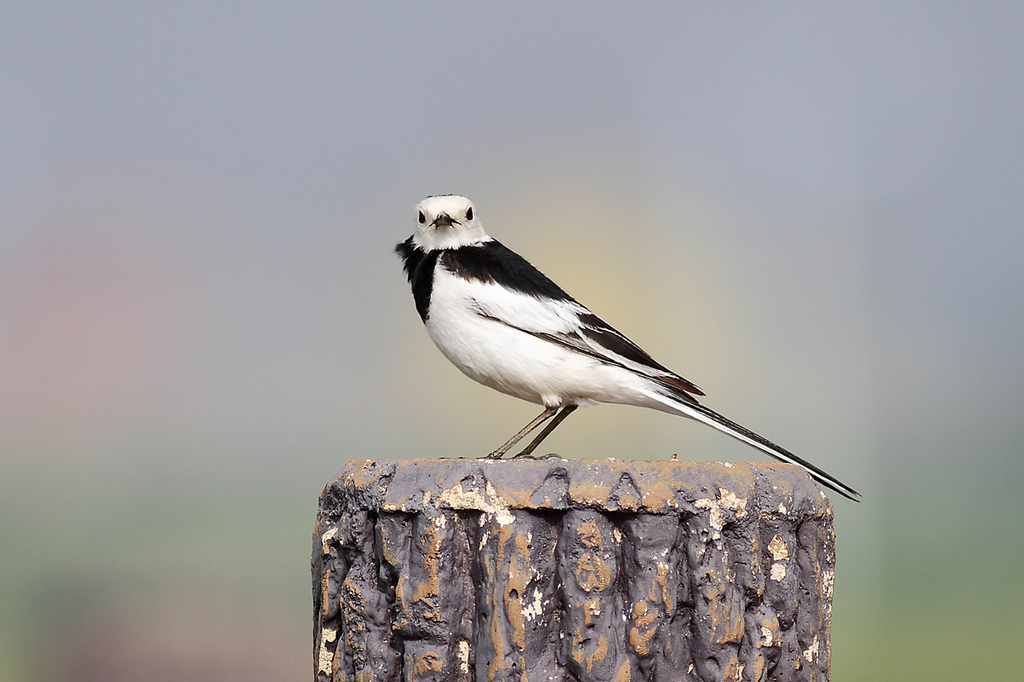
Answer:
(395, 194, 860, 501)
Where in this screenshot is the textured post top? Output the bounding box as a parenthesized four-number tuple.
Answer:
(313, 458, 835, 681)
(320, 458, 834, 518)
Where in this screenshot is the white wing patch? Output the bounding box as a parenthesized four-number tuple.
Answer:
(457, 274, 588, 335)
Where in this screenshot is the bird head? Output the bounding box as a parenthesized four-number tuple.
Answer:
(412, 195, 490, 251)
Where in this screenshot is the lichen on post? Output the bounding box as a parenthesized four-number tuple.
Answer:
(312, 458, 836, 682)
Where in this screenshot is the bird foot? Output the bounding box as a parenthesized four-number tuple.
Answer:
(511, 451, 562, 460)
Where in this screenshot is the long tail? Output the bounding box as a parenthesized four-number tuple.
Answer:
(643, 389, 861, 502)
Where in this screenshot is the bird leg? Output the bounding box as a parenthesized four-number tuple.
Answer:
(514, 405, 578, 458)
(485, 406, 558, 459)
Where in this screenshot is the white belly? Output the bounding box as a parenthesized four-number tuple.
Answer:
(424, 267, 651, 408)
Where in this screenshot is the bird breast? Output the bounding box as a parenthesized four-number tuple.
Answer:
(424, 263, 649, 408)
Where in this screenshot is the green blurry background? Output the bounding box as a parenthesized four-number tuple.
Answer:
(2, 3, 1022, 680)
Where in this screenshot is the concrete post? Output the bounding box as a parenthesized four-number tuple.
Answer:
(312, 459, 835, 682)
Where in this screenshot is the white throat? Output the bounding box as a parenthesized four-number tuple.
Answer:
(413, 224, 491, 251)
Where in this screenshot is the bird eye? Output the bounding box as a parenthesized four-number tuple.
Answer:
(465, 206, 474, 221)
(418, 211, 426, 224)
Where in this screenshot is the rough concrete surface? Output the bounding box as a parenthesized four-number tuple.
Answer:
(312, 459, 835, 682)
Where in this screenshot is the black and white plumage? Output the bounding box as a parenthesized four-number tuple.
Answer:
(396, 195, 860, 501)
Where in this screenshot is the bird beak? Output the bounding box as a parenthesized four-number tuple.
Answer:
(431, 212, 459, 228)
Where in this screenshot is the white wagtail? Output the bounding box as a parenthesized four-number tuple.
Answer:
(396, 195, 860, 501)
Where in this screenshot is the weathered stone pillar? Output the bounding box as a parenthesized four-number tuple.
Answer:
(312, 459, 835, 682)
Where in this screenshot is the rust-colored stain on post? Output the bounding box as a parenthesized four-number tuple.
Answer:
(312, 459, 836, 681)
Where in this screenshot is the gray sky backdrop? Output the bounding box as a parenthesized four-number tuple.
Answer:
(2, 3, 1022, 680)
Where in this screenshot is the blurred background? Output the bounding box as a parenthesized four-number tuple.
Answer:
(2, 2, 1022, 680)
